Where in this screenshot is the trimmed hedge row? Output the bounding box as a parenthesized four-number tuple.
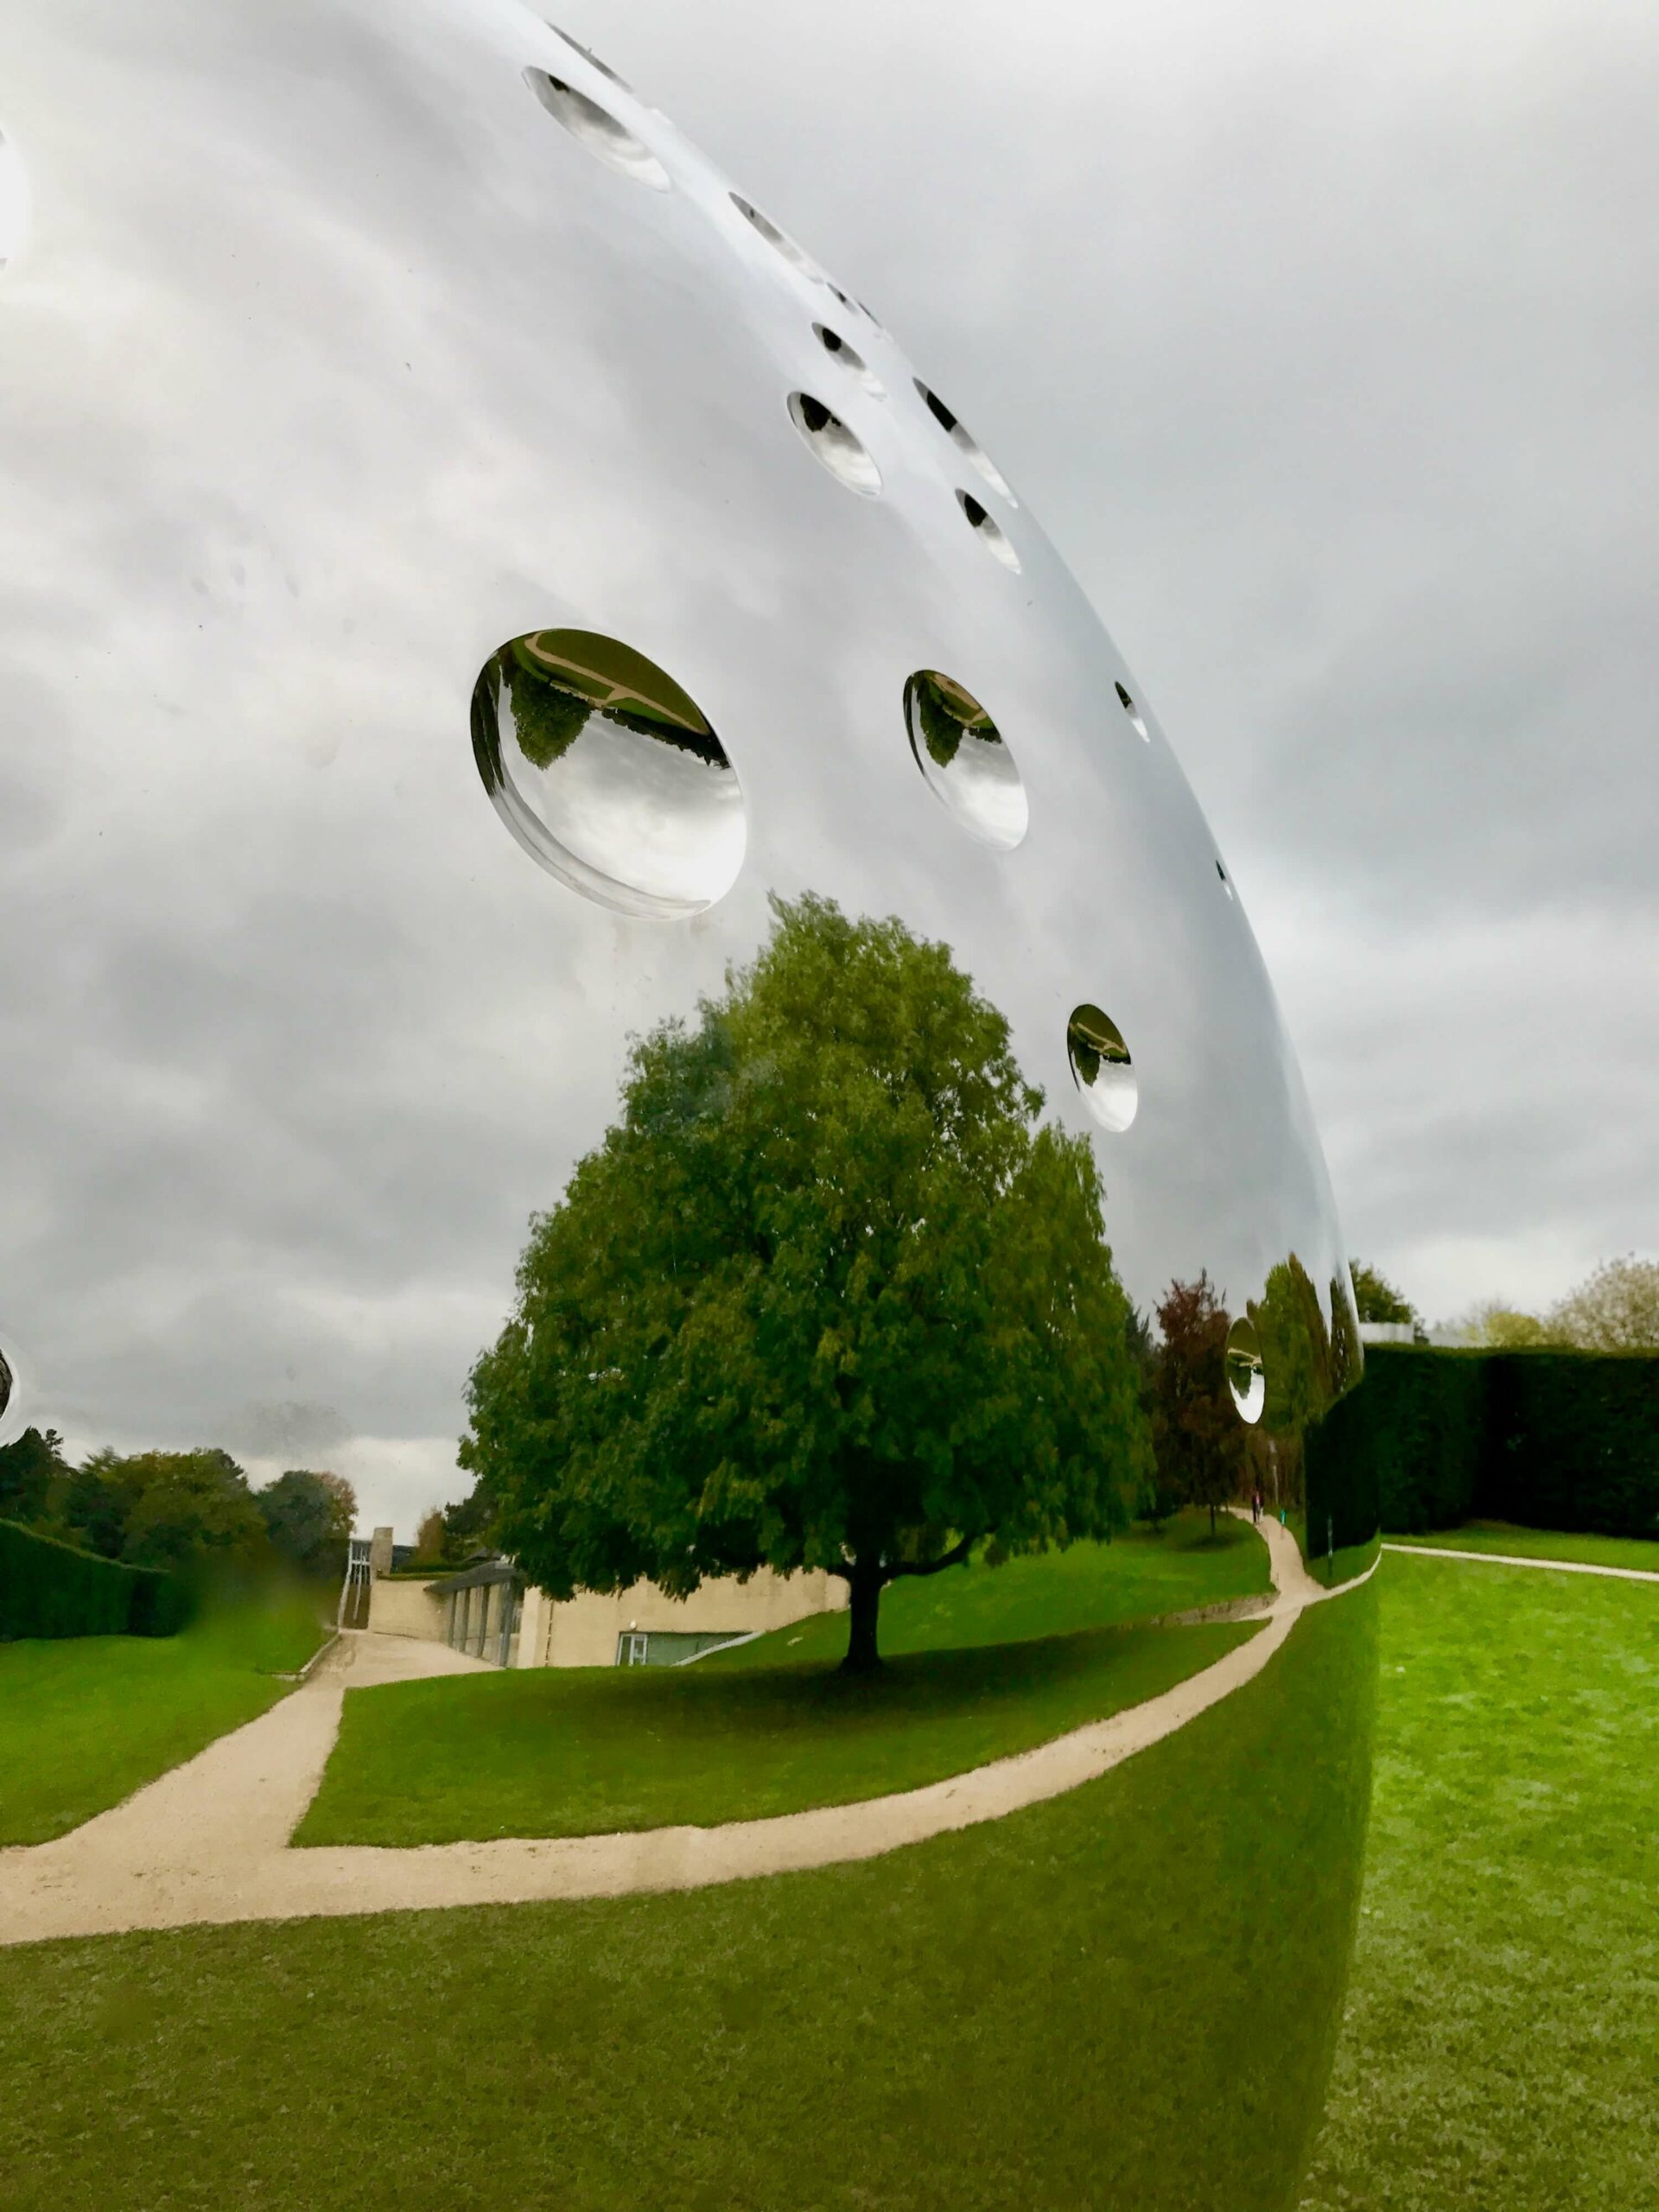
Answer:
(0, 1517, 191, 1640)
(1303, 1383, 1386, 1558)
(1307, 1347, 1659, 1538)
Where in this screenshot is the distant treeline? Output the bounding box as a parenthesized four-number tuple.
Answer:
(0, 1431, 355, 1581)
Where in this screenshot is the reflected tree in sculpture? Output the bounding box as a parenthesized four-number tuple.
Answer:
(464, 894, 1152, 1672)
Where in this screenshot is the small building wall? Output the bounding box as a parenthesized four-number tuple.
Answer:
(365, 1576, 447, 1642)
(517, 1567, 847, 1670)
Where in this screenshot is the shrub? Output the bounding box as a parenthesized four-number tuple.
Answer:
(1482, 1353, 1659, 1536)
(1310, 1346, 1659, 1537)
(0, 1516, 189, 1640)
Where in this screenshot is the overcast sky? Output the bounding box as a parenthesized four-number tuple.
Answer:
(585, 0, 1659, 1330)
(8, 0, 1656, 1540)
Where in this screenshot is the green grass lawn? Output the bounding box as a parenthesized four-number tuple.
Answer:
(0, 1586, 1376, 2212)
(298, 1514, 1269, 1847)
(714, 1507, 1271, 1671)
(1282, 1510, 1380, 1591)
(0, 1586, 327, 1846)
(297, 1617, 1254, 1846)
(1387, 1519, 1659, 1573)
(1301, 1552, 1659, 2210)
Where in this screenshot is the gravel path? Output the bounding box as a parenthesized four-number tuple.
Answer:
(1384, 1541, 1659, 1583)
(0, 1516, 1351, 1947)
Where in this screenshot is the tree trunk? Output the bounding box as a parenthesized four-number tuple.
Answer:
(842, 1560, 884, 1675)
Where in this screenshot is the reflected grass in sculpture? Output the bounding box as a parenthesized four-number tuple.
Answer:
(0, 1587, 1376, 2212)
(296, 1614, 1254, 1848)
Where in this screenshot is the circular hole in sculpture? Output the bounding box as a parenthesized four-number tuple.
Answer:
(1065, 1004, 1137, 1133)
(812, 323, 884, 397)
(787, 392, 881, 496)
(0, 129, 29, 267)
(1115, 680, 1149, 741)
(956, 489, 1020, 572)
(1224, 1316, 1266, 1424)
(730, 193, 818, 276)
(904, 671, 1027, 850)
(0, 1326, 22, 1446)
(523, 70, 669, 189)
(471, 630, 744, 917)
(915, 380, 1016, 504)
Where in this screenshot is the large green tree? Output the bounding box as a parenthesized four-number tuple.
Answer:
(69, 1446, 267, 1573)
(257, 1467, 356, 1578)
(461, 893, 1150, 1671)
(1348, 1258, 1418, 1327)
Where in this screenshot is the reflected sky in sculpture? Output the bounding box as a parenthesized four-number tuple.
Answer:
(0, 128, 26, 266)
(0, 0, 1353, 1525)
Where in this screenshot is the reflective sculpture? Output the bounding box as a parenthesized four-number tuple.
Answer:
(0, 2, 1375, 2202)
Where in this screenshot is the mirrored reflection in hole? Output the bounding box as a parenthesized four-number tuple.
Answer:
(915, 380, 1016, 504)
(731, 193, 818, 276)
(787, 392, 881, 495)
(812, 324, 884, 397)
(904, 671, 1027, 849)
(1115, 681, 1149, 741)
(956, 489, 1020, 572)
(0, 1326, 22, 1445)
(472, 629, 744, 916)
(523, 70, 669, 189)
(1066, 1003, 1137, 1132)
(1224, 1316, 1266, 1423)
(0, 129, 29, 267)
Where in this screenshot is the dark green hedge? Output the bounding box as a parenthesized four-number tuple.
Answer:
(0, 1517, 191, 1640)
(1303, 1382, 1385, 1557)
(1313, 1347, 1659, 1538)
(1484, 1353, 1659, 1535)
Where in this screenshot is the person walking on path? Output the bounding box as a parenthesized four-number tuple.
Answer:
(1251, 1484, 1263, 1525)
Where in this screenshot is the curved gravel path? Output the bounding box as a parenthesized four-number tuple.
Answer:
(1384, 1541, 1659, 1583)
(0, 1516, 1356, 1948)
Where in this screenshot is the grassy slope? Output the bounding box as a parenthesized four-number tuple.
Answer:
(296, 1617, 1252, 1846)
(0, 1591, 1376, 2212)
(0, 1590, 327, 1846)
(715, 1507, 1270, 1670)
(1302, 1554, 1659, 2210)
(1387, 1520, 1659, 1573)
(297, 1512, 1268, 1848)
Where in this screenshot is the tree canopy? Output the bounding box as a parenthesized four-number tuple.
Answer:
(1150, 1273, 1248, 1534)
(257, 1468, 356, 1577)
(1349, 1259, 1418, 1326)
(461, 892, 1151, 1669)
(1549, 1255, 1659, 1352)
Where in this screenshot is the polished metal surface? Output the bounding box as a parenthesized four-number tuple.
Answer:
(0, 0, 1357, 1494)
